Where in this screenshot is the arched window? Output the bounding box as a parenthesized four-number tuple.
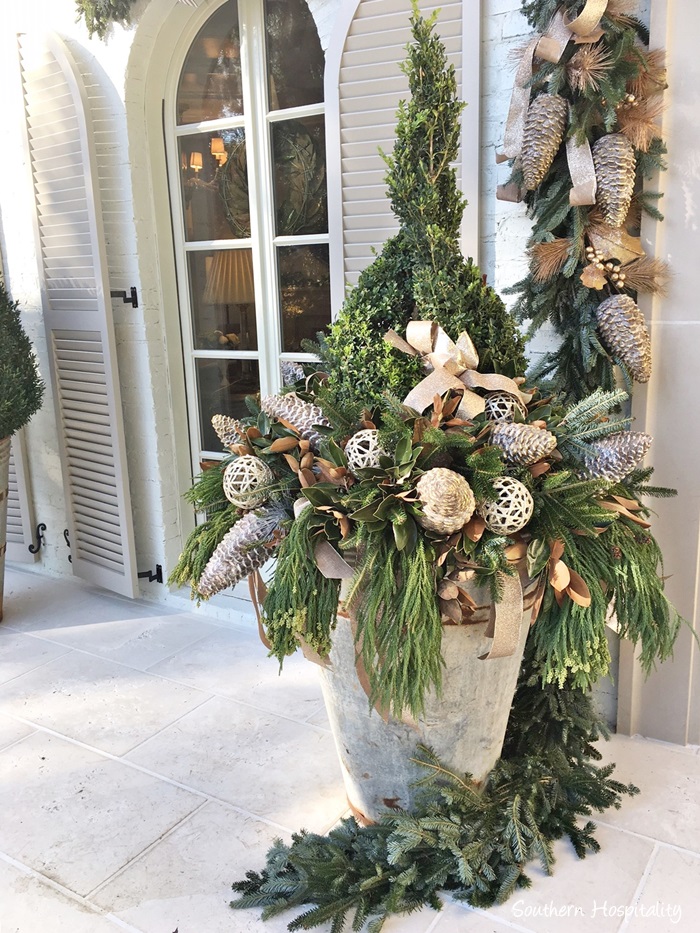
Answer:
(169, 0, 329, 461)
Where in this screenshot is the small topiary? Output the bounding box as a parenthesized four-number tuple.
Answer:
(0, 284, 44, 439)
(318, 5, 526, 415)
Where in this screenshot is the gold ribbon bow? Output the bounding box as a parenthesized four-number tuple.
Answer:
(384, 320, 531, 419)
(497, 0, 607, 205)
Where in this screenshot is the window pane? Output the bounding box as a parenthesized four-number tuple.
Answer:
(177, 1, 243, 125)
(179, 130, 250, 241)
(196, 358, 260, 451)
(272, 117, 327, 236)
(265, 0, 324, 111)
(278, 245, 330, 353)
(188, 250, 257, 351)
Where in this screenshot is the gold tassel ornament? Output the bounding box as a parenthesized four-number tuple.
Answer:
(592, 134, 636, 227)
(521, 94, 569, 191)
(596, 294, 652, 383)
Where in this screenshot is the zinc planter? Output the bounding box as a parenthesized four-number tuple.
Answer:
(0, 436, 10, 622)
(317, 575, 539, 824)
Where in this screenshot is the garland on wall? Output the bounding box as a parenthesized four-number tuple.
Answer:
(499, 0, 668, 398)
(166, 4, 681, 928)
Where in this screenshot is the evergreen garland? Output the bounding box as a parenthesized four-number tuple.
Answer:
(0, 284, 44, 439)
(504, 0, 668, 397)
(231, 646, 638, 931)
(75, 0, 135, 39)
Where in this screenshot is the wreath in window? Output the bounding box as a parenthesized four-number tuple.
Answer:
(218, 121, 326, 239)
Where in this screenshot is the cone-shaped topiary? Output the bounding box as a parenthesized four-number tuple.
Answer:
(0, 284, 44, 439)
(318, 4, 526, 415)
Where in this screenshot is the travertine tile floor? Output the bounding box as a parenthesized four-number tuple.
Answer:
(1, 565, 699, 933)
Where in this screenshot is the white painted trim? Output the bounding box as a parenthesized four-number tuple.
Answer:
(460, 0, 481, 265)
(325, 0, 362, 317)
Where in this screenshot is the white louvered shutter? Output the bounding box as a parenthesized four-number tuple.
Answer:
(5, 431, 38, 564)
(326, 0, 479, 309)
(19, 33, 138, 598)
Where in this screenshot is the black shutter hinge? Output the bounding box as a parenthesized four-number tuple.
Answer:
(138, 565, 163, 584)
(28, 522, 47, 554)
(110, 287, 138, 308)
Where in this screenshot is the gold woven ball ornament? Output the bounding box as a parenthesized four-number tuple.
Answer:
(521, 93, 569, 191)
(596, 294, 652, 383)
(415, 468, 476, 535)
(484, 391, 527, 424)
(222, 455, 274, 509)
(479, 477, 534, 536)
(592, 133, 636, 228)
(344, 429, 386, 472)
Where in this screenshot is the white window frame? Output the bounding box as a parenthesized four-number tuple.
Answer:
(165, 0, 328, 472)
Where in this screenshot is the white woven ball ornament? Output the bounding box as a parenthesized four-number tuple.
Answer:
(344, 429, 386, 471)
(222, 455, 274, 509)
(479, 477, 534, 536)
(484, 391, 527, 424)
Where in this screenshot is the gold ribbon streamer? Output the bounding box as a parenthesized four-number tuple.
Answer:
(566, 132, 598, 205)
(479, 571, 525, 660)
(385, 321, 528, 417)
(497, 0, 608, 202)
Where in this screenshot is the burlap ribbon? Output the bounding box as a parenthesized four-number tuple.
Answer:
(497, 0, 607, 204)
(385, 321, 530, 417)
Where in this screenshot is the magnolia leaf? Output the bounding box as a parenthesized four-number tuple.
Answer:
(246, 426, 262, 440)
(268, 436, 300, 453)
(505, 541, 528, 561)
(395, 436, 413, 465)
(549, 559, 571, 592)
(527, 538, 550, 578)
(566, 569, 592, 608)
(463, 515, 486, 543)
(299, 468, 317, 487)
(440, 598, 463, 623)
(549, 539, 566, 563)
(529, 461, 551, 478)
(580, 263, 608, 290)
(283, 453, 300, 473)
(438, 580, 460, 600)
(588, 224, 645, 265)
(302, 485, 335, 507)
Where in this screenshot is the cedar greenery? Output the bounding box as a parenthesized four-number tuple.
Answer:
(0, 283, 44, 439)
(76, 0, 134, 39)
(231, 646, 638, 931)
(317, 4, 526, 416)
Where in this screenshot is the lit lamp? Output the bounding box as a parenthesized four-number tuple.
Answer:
(210, 136, 227, 165)
(203, 249, 255, 350)
(189, 151, 203, 173)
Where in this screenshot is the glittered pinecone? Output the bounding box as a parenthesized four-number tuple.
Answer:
(521, 94, 568, 190)
(415, 468, 476, 535)
(596, 294, 652, 383)
(212, 414, 246, 451)
(197, 506, 286, 598)
(261, 393, 331, 451)
(582, 431, 652, 483)
(281, 361, 305, 386)
(592, 133, 636, 227)
(491, 422, 557, 466)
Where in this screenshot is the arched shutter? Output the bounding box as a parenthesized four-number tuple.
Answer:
(326, 0, 480, 311)
(6, 431, 38, 564)
(19, 33, 139, 598)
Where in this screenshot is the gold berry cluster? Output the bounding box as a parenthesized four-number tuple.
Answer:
(618, 93, 639, 111)
(585, 245, 626, 284)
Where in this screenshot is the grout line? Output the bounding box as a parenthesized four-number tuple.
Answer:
(0, 716, 298, 834)
(0, 728, 38, 755)
(0, 849, 145, 932)
(0, 642, 76, 687)
(118, 692, 216, 756)
(84, 799, 211, 900)
(617, 842, 661, 933)
(103, 916, 147, 933)
(424, 910, 446, 933)
(594, 819, 700, 859)
(469, 904, 537, 933)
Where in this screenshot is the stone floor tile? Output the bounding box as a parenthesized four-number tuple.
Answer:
(28, 612, 220, 671)
(440, 825, 654, 933)
(596, 734, 700, 852)
(125, 696, 347, 830)
(306, 703, 331, 729)
(624, 845, 700, 932)
(147, 626, 325, 721)
(0, 650, 211, 755)
(0, 732, 202, 897)
(0, 627, 72, 684)
(0, 712, 34, 751)
(0, 859, 130, 933)
(433, 901, 536, 932)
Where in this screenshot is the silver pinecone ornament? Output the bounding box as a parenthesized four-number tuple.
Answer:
(197, 506, 287, 599)
(491, 422, 557, 466)
(596, 295, 652, 383)
(281, 361, 305, 386)
(582, 431, 652, 483)
(212, 414, 246, 451)
(592, 133, 636, 227)
(261, 393, 331, 451)
(521, 94, 568, 190)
